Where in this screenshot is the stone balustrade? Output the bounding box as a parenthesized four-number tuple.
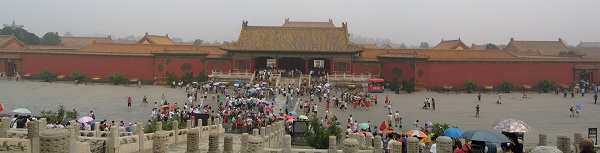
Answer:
(0, 138, 31, 152)
(2, 117, 596, 153)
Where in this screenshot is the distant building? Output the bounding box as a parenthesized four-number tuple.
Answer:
(281, 18, 336, 27)
(432, 38, 470, 50)
(505, 38, 571, 56)
(3, 20, 24, 30)
(60, 36, 113, 47)
(470, 43, 505, 50)
(577, 41, 600, 48)
(137, 33, 176, 45)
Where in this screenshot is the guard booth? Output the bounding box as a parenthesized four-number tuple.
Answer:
(291, 121, 309, 145)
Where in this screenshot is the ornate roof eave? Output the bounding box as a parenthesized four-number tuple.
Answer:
(222, 48, 364, 53)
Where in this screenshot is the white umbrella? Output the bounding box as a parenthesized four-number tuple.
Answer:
(12, 108, 31, 114)
(78, 116, 94, 123)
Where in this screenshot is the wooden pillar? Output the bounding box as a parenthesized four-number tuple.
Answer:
(330, 59, 334, 75)
(275, 58, 279, 73)
(305, 58, 309, 75)
(250, 54, 255, 72)
(350, 60, 354, 74)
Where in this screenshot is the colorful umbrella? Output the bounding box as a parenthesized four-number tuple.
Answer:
(443, 128, 464, 138)
(0, 104, 4, 112)
(359, 123, 370, 130)
(12, 108, 31, 114)
(425, 121, 433, 126)
(77, 116, 94, 123)
(420, 135, 430, 143)
(278, 116, 285, 120)
(461, 130, 511, 143)
(286, 119, 295, 123)
(288, 111, 297, 115)
(298, 115, 308, 120)
(407, 130, 427, 138)
(576, 104, 584, 109)
(492, 119, 534, 133)
(286, 116, 295, 119)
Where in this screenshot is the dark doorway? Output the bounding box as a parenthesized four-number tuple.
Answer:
(254, 57, 275, 71)
(278, 57, 305, 77)
(308, 58, 330, 76)
(5, 61, 16, 77)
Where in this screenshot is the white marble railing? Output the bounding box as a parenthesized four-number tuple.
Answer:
(5, 129, 28, 139)
(0, 138, 31, 153)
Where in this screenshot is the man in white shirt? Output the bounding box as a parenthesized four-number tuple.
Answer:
(429, 135, 438, 153)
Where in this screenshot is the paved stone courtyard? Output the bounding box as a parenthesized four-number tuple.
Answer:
(1, 79, 599, 149)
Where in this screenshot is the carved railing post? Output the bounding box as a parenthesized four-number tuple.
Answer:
(153, 131, 169, 153)
(40, 128, 70, 153)
(186, 128, 199, 153)
(27, 120, 40, 153)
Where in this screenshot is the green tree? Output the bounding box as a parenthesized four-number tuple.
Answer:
(485, 43, 499, 50)
(108, 73, 126, 85)
(303, 117, 342, 149)
(538, 79, 556, 93)
(40, 32, 61, 46)
(463, 80, 478, 93)
(402, 79, 416, 93)
(500, 81, 515, 93)
(1, 27, 40, 45)
(166, 71, 179, 85)
(398, 43, 407, 49)
(195, 71, 209, 82)
(419, 123, 456, 137)
(419, 42, 430, 48)
(193, 39, 203, 45)
(40, 105, 79, 123)
(37, 69, 56, 82)
(143, 116, 186, 133)
(70, 71, 86, 82)
(181, 71, 194, 84)
(386, 77, 399, 91)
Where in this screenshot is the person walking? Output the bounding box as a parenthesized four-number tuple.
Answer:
(569, 105, 576, 117)
(564, 89, 568, 98)
(477, 93, 481, 101)
(475, 104, 480, 117)
(594, 93, 598, 104)
(431, 98, 436, 110)
(127, 97, 132, 108)
(497, 94, 502, 104)
(394, 111, 400, 127)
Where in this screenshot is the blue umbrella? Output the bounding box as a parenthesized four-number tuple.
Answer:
(289, 111, 297, 115)
(461, 130, 511, 143)
(443, 128, 463, 138)
(249, 89, 257, 93)
(576, 104, 584, 109)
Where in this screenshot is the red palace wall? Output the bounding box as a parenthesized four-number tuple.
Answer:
(381, 62, 416, 81)
(21, 54, 155, 80)
(353, 63, 380, 76)
(205, 61, 231, 73)
(425, 62, 591, 87)
(164, 58, 205, 76)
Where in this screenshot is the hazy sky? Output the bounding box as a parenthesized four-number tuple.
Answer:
(2, 0, 600, 46)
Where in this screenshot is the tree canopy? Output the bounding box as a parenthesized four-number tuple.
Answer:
(0, 27, 40, 45)
(419, 42, 430, 48)
(485, 43, 499, 50)
(40, 32, 62, 46)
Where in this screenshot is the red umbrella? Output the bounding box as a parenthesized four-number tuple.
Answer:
(0, 104, 4, 112)
(286, 116, 295, 119)
(380, 121, 387, 131)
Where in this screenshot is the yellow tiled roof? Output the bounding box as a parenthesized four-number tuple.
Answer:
(137, 34, 176, 45)
(506, 39, 571, 56)
(222, 23, 363, 53)
(433, 39, 470, 50)
(79, 43, 222, 55)
(60, 36, 113, 47)
(0, 35, 24, 48)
